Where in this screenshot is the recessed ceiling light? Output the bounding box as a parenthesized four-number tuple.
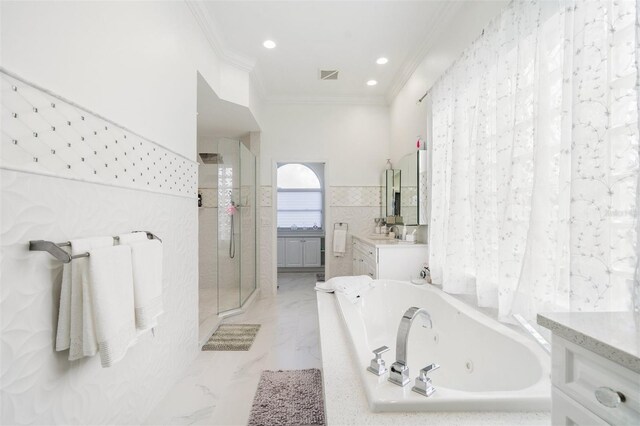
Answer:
(263, 40, 276, 49)
(376, 57, 388, 65)
(366, 80, 378, 86)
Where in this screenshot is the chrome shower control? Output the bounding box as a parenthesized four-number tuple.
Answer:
(412, 363, 440, 397)
(367, 346, 390, 376)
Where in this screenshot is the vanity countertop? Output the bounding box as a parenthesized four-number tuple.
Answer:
(277, 230, 325, 238)
(353, 234, 427, 248)
(537, 312, 640, 373)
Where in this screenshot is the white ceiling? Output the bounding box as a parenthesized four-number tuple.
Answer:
(202, 1, 476, 103)
(197, 73, 260, 142)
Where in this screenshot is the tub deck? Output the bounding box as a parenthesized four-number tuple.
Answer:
(317, 291, 551, 425)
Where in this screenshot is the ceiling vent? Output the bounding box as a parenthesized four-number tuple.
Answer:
(319, 70, 339, 80)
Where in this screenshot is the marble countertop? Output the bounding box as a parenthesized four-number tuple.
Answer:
(537, 312, 640, 373)
(317, 292, 549, 425)
(353, 234, 427, 248)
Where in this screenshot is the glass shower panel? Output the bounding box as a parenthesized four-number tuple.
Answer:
(217, 139, 241, 313)
(198, 161, 218, 327)
(240, 144, 256, 304)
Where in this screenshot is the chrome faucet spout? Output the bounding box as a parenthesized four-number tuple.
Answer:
(396, 307, 432, 365)
(389, 306, 432, 386)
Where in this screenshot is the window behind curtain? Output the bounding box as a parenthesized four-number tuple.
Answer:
(277, 164, 323, 229)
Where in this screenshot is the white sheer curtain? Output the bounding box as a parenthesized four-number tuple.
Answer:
(429, 0, 639, 321)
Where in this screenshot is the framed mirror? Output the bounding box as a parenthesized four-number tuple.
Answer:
(397, 151, 428, 225)
(384, 169, 401, 218)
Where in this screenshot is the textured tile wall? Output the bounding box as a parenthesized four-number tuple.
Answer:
(0, 71, 198, 424)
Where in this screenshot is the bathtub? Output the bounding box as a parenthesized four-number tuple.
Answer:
(335, 280, 551, 412)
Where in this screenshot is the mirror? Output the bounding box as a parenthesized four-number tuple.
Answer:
(384, 169, 401, 219)
(397, 151, 428, 225)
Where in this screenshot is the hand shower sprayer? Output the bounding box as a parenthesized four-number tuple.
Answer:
(228, 201, 238, 258)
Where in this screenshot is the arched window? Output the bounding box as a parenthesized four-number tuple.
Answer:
(277, 163, 323, 229)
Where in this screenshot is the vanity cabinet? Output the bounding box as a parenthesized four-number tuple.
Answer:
(278, 237, 321, 268)
(352, 235, 428, 280)
(538, 313, 640, 426)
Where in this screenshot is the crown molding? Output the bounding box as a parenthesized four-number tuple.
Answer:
(186, 0, 256, 73)
(385, 2, 463, 104)
(265, 95, 388, 106)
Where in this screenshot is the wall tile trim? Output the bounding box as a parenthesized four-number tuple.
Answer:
(1, 69, 197, 199)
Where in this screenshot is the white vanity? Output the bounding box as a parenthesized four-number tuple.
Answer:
(351, 234, 428, 281)
(277, 233, 323, 268)
(538, 312, 640, 425)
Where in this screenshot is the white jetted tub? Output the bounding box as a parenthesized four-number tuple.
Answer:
(335, 280, 551, 412)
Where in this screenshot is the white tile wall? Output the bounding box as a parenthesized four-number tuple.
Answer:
(1, 71, 197, 198)
(260, 185, 273, 207)
(329, 186, 382, 207)
(0, 170, 198, 425)
(0, 71, 199, 425)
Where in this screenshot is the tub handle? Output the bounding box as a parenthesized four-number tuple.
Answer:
(367, 346, 390, 376)
(412, 363, 440, 397)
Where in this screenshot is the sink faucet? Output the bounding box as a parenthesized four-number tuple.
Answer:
(389, 307, 432, 386)
(388, 225, 400, 239)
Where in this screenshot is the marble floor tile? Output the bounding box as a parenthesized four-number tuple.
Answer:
(145, 272, 322, 426)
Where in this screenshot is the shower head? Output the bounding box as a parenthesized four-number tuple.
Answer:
(199, 153, 222, 165)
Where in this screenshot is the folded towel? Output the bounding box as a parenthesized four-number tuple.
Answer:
(119, 237, 163, 331)
(68, 236, 114, 361)
(88, 245, 138, 368)
(314, 282, 335, 293)
(333, 229, 347, 257)
(314, 275, 374, 295)
(332, 275, 373, 293)
(55, 258, 72, 351)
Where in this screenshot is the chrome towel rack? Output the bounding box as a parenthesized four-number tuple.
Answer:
(29, 231, 162, 263)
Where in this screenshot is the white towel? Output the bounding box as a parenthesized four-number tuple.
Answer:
(68, 236, 114, 360)
(118, 231, 148, 245)
(332, 275, 374, 294)
(88, 245, 138, 368)
(315, 275, 374, 295)
(333, 229, 347, 257)
(55, 258, 72, 351)
(119, 236, 164, 331)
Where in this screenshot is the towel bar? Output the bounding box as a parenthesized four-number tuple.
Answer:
(29, 231, 162, 263)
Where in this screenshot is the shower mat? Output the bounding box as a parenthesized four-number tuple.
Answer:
(248, 369, 325, 426)
(201, 324, 260, 351)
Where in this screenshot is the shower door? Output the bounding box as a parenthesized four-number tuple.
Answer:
(240, 143, 256, 304)
(217, 139, 241, 313)
(216, 139, 256, 314)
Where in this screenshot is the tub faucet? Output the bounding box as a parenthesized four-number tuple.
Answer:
(389, 307, 432, 386)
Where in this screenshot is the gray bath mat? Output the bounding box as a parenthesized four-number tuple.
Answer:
(248, 369, 325, 426)
(201, 324, 260, 351)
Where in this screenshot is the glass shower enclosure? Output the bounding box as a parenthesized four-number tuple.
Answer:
(198, 138, 256, 325)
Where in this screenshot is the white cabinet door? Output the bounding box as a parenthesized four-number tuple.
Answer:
(277, 238, 286, 267)
(285, 239, 304, 267)
(552, 388, 608, 426)
(302, 238, 321, 267)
